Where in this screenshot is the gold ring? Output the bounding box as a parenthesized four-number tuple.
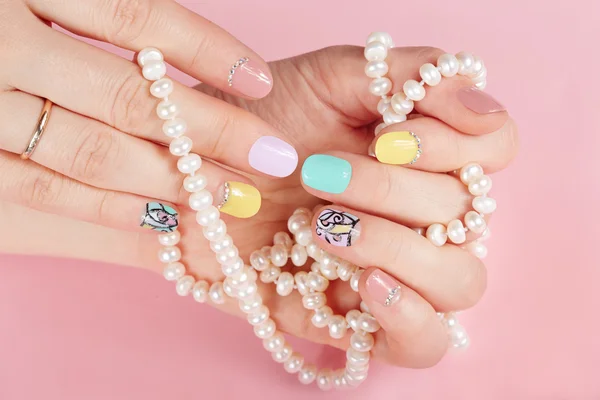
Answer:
(21, 98, 53, 160)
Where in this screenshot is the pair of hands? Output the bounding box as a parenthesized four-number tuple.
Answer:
(0, 0, 518, 368)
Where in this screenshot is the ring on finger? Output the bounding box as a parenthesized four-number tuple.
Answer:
(21, 98, 53, 160)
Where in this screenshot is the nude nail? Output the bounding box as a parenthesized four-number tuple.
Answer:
(365, 269, 401, 307)
(457, 87, 505, 114)
(229, 58, 273, 98)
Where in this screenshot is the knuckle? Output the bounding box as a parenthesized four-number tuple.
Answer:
(105, 0, 153, 45)
(204, 111, 236, 159)
(69, 125, 120, 183)
(188, 33, 217, 72)
(20, 169, 63, 208)
(382, 228, 413, 270)
(109, 72, 152, 133)
(372, 164, 397, 206)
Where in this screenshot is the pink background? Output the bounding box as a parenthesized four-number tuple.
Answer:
(1, 0, 599, 399)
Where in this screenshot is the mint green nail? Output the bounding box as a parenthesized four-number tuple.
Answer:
(302, 154, 352, 194)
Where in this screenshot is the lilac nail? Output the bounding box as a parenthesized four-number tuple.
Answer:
(248, 136, 298, 177)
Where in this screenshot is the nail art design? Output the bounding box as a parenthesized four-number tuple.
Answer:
(227, 58, 273, 98)
(365, 269, 402, 307)
(141, 202, 178, 232)
(227, 57, 250, 87)
(315, 209, 361, 247)
(217, 181, 262, 219)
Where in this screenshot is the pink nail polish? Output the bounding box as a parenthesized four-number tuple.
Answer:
(248, 136, 298, 177)
(457, 87, 505, 114)
(229, 59, 273, 98)
(365, 269, 401, 307)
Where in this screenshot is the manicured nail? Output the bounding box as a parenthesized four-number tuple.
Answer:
(217, 181, 261, 218)
(302, 154, 352, 194)
(141, 202, 178, 232)
(228, 58, 273, 98)
(457, 87, 505, 114)
(366, 269, 402, 307)
(248, 136, 298, 177)
(375, 131, 422, 165)
(315, 209, 361, 247)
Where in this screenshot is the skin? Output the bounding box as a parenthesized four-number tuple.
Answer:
(0, 0, 519, 369)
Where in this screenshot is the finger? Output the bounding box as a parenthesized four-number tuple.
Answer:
(311, 206, 487, 311)
(359, 268, 448, 367)
(26, 0, 273, 98)
(369, 116, 519, 172)
(8, 25, 298, 178)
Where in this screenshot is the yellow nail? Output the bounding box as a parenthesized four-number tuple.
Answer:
(375, 131, 422, 165)
(218, 182, 262, 219)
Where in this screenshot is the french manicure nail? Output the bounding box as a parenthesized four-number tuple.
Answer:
(301, 154, 352, 194)
(375, 131, 422, 165)
(217, 181, 261, 219)
(228, 58, 273, 98)
(315, 209, 361, 247)
(141, 202, 179, 232)
(248, 136, 298, 177)
(366, 269, 402, 307)
(457, 87, 505, 114)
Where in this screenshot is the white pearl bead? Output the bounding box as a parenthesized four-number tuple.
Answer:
(247, 305, 270, 326)
(163, 262, 185, 281)
(473, 196, 496, 215)
(294, 271, 309, 296)
(273, 231, 294, 250)
(142, 60, 167, 81)
(189, 190, 213, 211)
(175, 275, 195, 296)
(403, 79, 426, 101)
(328, 315, 348, 339)
(254, 318, 276, 339)
(468, 175, 493, 196)
(156, 100, 179, 119)
(464, 211, 487, 234)
(270, 244, 288, 267)
(437, 53, 460, 77)
(350, 269, 363, 292)
(366, 31, 394, 48)
(192, 280, 209, 303)
(470, 55, 485, 77)
(345, 370, 368, 386)
(260, 266, 281, 283)
(263, 331, 285, 352)
(196, 206, 220, 227)
(472, 67, 487, 84)
(316, 369, 333, 391)
(229, 268, 252, 287)
(284, 353, 304, 373)
(208, 282, 226, 304)
(306, 272, 329, 292)
(293, 207, 312, 216)
(467, 241, 488, 259)
(377, 96, 391, 115)
(364, 41, 387, 61)
(337, 261, 356, 281)
(240, 296, 262, 314)
(221, 257, 244, 276)
(447, 219, 466, 244)
(137, 47, 163, 67)
(426, 223, 448, 247)
(383, 108, 407, 125)
(350, 332, 374, 352)
(158, 246, 181, 263)
(312, 306, 333, 328)
(475, 80, 486, 89)
(298, 365, 317, 385)
(460, 163, 484, 184)
(391, 93, 414, 114)
(444, 312, 459, 328)
(177, 153, 202, 174)
(222, 281, 236, 297)
(302, 293, 326, 310)
(158, 231, 180, 246)
(249, 250, 270, 271)
(419, 63, 442, 86)
(236, 282, 258, 299)
(449, 324, 470, 349)
(287, 213, 310, 234)
(374, 122, 388, 136)
(346, 362, 369, 374)
(332, 372, 348, 390)
(360, 301, 370, 314)
(311, 262, 321, 273)
(216, 246, 239, 265)
(169, 136, 193, 157)
(162, 118, 187, 138)
(346, 310, 362, 331)
(150, 78, 174, 98)
(369, 77, 392, 96)
(183, 174, 207, 193)
(481, 227, 491, 241)
(294, 227, 312, 246)
(272, 344, 293, 363)
(319, 260, 338, 280)
(202, 220, 227, 241)
(357, 313, 381, 333)
(290, 244, 308, 267)
(276, 272, 295, 296)
(456, 51, 474, 75)
(346, 348, 370, 366)
(306, 242, 322, 261)
(365, 60, 389, 78)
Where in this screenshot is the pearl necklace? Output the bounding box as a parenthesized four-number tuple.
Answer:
(138, 31, 495, 391)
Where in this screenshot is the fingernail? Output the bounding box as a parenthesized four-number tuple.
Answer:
(217, 181, 261, 218)
(375, 131, 422, 165)
(141, 202, 179, 232)
(366, 269, 402, 307)
(228, 58, 273, 98)
(248, 136, 298, 177)
(315, 209, 361, 247)
(457, 87, 505, 114)
(301, 154, 352, 194)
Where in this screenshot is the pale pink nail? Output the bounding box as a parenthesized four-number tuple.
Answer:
(365, 269, 401, 307)
(457, 87, 505, 114)
(248, 136, 298, 177)
(230, 59, 273, 98)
